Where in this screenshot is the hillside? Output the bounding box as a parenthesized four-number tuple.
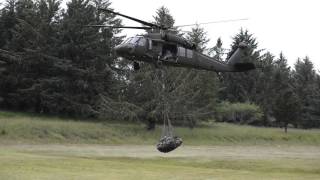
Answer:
(1, 111, 320, 145)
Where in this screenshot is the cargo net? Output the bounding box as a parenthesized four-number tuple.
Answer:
(156, 112, 182, 153)
(156, 68, 182, 153)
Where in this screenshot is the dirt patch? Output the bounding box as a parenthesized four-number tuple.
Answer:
(3, 144, 320, 160)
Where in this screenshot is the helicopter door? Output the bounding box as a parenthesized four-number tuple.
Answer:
(178, 47, 186, 57)
(162, 44, 177, 61)
(150, 40, 163, 58)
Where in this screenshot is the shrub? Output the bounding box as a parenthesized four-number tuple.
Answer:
(215, 101, 263, 125)
(1, 129, 7, 135)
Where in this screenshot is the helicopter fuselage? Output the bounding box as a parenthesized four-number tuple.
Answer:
(90, 9, 254, 72)
(115, 34, 253, 72)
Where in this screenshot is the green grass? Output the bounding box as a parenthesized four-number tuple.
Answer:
(0, 145, 319, 180)
(1, 110, 320, 145)
(1, 111, 320, 179)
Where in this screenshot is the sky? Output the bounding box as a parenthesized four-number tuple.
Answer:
(108, 0, 320, 70)
(1, 0, 319, 69)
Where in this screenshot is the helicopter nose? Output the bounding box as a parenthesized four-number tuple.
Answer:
(114, 45, 124, 55)
(115, 44, 134, 57)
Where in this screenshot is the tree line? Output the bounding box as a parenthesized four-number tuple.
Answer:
(1, 0, 319, 131)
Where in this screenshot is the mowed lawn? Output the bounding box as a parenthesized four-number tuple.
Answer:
(0, 145, 320, 180)
(1, 111, 320, 179)
(1, 111, 320, 146)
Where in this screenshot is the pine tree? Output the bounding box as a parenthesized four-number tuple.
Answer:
(254, 52, 276, 125)
(209, 37, 224, 62)
(181, 25, 219, 127)
(0, 0, 17, 48)
(0, 0, 18, 107)
(272, 53, 301, 131)
(185, 24, 209, 53)
(293, 57, 319, 128)
(313, 75, 320, 127)
(220, 29, 262, 103)
(153, 6, 175, 29)
(0, 0, 123, 118)
(47, 0, 123, 117)
(274, 88, 300, 132)
(0, 0, 51, 111)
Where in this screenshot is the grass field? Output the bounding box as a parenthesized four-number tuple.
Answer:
(1, 145, 320, 180)
(1, 111, 320, 145)
(1, 111, 320, 179)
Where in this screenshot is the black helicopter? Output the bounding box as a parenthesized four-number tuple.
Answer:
(89, 8, 255, 72)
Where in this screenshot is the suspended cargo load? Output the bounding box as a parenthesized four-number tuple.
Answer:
(157, 136, 182, 153)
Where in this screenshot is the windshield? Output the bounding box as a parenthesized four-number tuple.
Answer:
(129, 37, 140, 44)
(137, 38, 146, 46)
(121, 37, 132, 44)
(121, 37, 145, 46)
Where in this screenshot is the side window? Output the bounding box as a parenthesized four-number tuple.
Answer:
(186, 49, 193, 58)
(178, 47, 186, 57)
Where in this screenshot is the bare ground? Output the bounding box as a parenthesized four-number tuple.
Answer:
(2, 144, 320, 160)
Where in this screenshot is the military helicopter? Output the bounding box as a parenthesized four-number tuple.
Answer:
(89, 8, 255, 72)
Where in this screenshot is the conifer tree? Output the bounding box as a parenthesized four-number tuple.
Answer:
(272, 53, 300, 131)
(185, 24, 209, 53)
(220, 29, 262, 103)
(182, 25, 219, 127)
(0, 0, 123, 117)
(209, 37, 224, 62)
(253, 52, 276, 125)
(292, 57, 319, 128)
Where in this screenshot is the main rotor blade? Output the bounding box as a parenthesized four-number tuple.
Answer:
(85, 25, 152, 30)
(175, 18, 249, 28)
(98, 8, 162, 29)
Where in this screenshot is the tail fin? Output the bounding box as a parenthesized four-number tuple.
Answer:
(227, 42, 255, 72)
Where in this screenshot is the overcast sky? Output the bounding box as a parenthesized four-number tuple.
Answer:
(109, 0, 320, 70)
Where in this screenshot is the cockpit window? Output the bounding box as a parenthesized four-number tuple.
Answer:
(129, 37, 140, 44)
(137, 38, 146, 46)
(121, 37, 132, 44)
(121, 37, 146, 46)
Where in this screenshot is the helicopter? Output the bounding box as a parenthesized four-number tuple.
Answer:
(89, 8, 255, 72)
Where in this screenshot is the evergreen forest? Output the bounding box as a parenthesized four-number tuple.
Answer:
(1, 0, 320, 132)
